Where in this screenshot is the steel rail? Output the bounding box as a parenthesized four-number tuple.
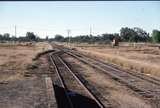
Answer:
(66, 51, 160, 99)
(58, 56, 105, 108)
(50, 54, 74, 108)
(68, 50, 160, 86)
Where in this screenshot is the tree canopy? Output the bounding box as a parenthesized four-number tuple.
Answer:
(152, 30, 160, 43)
(54, 34, 65, 42)
(120, 27, 149, 42)
(52, 27, 154, 43)
(0, 27, 159, 43)
(26, 32, 37, 41)
(0, 32, 41, 42)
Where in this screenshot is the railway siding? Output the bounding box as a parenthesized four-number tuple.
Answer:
(66, 50, 160, 107)
(50, 52, 105, 108)
(50, 43, 160, 108)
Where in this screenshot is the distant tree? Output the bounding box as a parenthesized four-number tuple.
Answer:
(101, 33, 114, 42)
(120, 27, 136, 42)
(91, 36, 101, 43)
(26, 32, 36, 41)
(113, 33, 122, 42)
(35, 36, 41, 42)
(46, 36, 49, 41)
(3, 33, 10, 38)
(18, 36, 27, 42)
(0, 34, 3, 41)
(10, 36, 17, 41)
(54, 34, 64, 42)
(133, 27, 149, 42)
(152, 30, 160, 43)
(78, 35, 90, 43)
(3, 33, 10, 41)
(148, 35, 152, 43)
(120, 27, 150, 42)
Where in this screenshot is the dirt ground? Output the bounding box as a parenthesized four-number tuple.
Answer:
(0, 42, 52, 82)
(0, 42, 57, 108)
(61, 42, 160, 78)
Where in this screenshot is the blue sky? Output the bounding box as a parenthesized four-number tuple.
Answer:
(0, 1, 160, 38)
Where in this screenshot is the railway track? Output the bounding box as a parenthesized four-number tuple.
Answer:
(50, 52, 106, 108)
(64, 50, 160, 107)
(69, 50, 160, 86)
(50, 43, 160, 107)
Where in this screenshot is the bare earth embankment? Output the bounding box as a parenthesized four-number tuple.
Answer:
(0, 42, 54, 108)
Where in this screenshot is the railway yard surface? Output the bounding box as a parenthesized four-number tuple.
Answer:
(0, 42, 160, 108)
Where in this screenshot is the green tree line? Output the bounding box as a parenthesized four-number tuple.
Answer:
(1, 27, 160, 43)
(0, 32, 44, 42)
(52, 27, 160, 43)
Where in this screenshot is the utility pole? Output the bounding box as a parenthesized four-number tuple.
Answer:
(90, 26, 93, 44)
(15, 25, 17, 37)
(67, 29, 71, 48)
(90, 26, 92, 37)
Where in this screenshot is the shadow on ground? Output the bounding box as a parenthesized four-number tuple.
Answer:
(53, 84, 101, 108)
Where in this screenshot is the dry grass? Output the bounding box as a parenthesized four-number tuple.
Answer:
(62, 42, 160, 78)
(0, 42, 52, 82)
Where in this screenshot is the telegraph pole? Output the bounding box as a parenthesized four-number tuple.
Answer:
(67, 29, 71, 48)
(90, 25, 93, 44)
(15, 25, 17, 37)
(90, 26, 92, 37)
